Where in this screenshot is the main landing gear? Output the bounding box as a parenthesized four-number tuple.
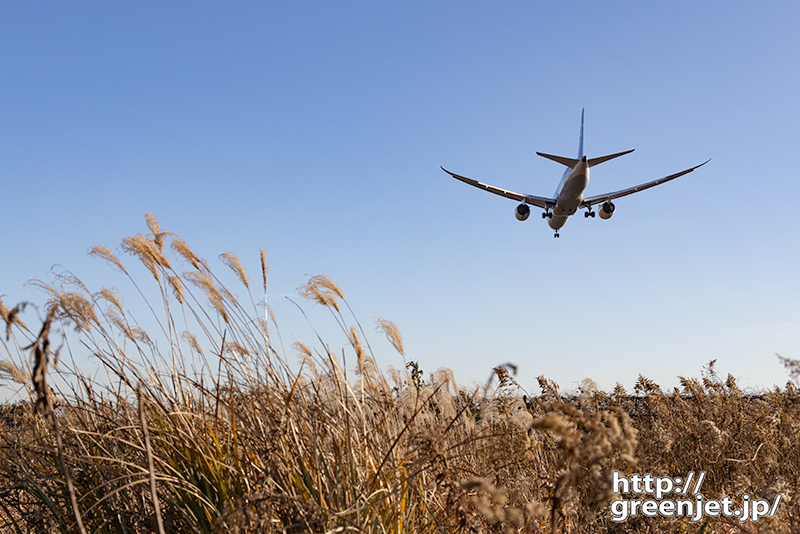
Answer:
(584, 208, 596, 218)
(542, 209, 553, 219)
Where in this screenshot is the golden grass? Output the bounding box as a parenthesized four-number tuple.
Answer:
(171, 238, 202, 270)
(220, 252, 250, 290)
(183, 270, 230, 324)
(88, 245, 128, 274)
(376, 317, 404, 357)
(0, 216, 798, 533)
(0, 360, 28, 386)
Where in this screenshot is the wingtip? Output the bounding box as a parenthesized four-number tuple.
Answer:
(440, 166, 457, 177)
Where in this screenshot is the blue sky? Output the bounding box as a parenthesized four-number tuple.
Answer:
(2, 2, 799, 396)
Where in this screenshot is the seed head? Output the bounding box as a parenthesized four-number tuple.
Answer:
(88, 246, 127, 274)
(182, 331, 202, 355)
(98, 287, 124, 314)
(298, 274, 343, 312)
(376, 317, 404, 355)
(260, 249, 268, 293)
(169, 276, 184, 304)
(121, 234, 171, 280)
(220, 252, 250, 289)
(0, 360, 29, 385)
(171, 239, 201, 270)
(183, 270, 229, 323)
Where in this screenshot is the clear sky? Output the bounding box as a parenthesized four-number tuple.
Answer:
(2, 2, 799, 396)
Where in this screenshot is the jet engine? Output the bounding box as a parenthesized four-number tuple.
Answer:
(515, 203, 530, 221)
(598, 201, 615, 220)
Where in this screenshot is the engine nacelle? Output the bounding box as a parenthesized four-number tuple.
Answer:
(515, 203, 530, 221)
(598, 201, 615, 220)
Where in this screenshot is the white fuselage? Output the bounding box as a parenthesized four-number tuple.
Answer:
(548, 156, 589, 229)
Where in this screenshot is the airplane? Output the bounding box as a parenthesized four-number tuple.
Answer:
(441, 110, 710, 238)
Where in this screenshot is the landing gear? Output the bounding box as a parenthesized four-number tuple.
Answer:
(542, 209, 553, 219)
(554, 230, 560, 238)
(584, 209, 595, 218)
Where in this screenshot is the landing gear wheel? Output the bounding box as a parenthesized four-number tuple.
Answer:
(554, 231, 560, 238)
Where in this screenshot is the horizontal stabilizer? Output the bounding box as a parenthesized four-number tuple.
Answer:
(536, 152, 579, 168)
(587, 149, 634, 168)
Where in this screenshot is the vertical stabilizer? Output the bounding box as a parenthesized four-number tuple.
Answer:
(578, 108, 584, 159)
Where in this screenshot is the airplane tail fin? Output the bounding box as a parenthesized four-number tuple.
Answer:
(535, 109, 585, 168)
(536, 110, 634, 168)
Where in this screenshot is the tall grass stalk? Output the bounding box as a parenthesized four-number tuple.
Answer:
(0, 215, 797, 533)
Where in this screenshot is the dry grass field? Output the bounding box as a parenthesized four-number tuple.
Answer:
(1, 215, 798, 533)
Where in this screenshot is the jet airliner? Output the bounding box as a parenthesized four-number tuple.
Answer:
(441, 110, 709, 237)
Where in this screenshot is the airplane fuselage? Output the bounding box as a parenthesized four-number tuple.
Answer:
(549, 156, 589, 229)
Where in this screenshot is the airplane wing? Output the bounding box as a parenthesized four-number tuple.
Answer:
(580, 159, 710, 208)
(441, 166, 556, 209)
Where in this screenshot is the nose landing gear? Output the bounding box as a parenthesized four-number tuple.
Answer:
(554, 230, 560, 238)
